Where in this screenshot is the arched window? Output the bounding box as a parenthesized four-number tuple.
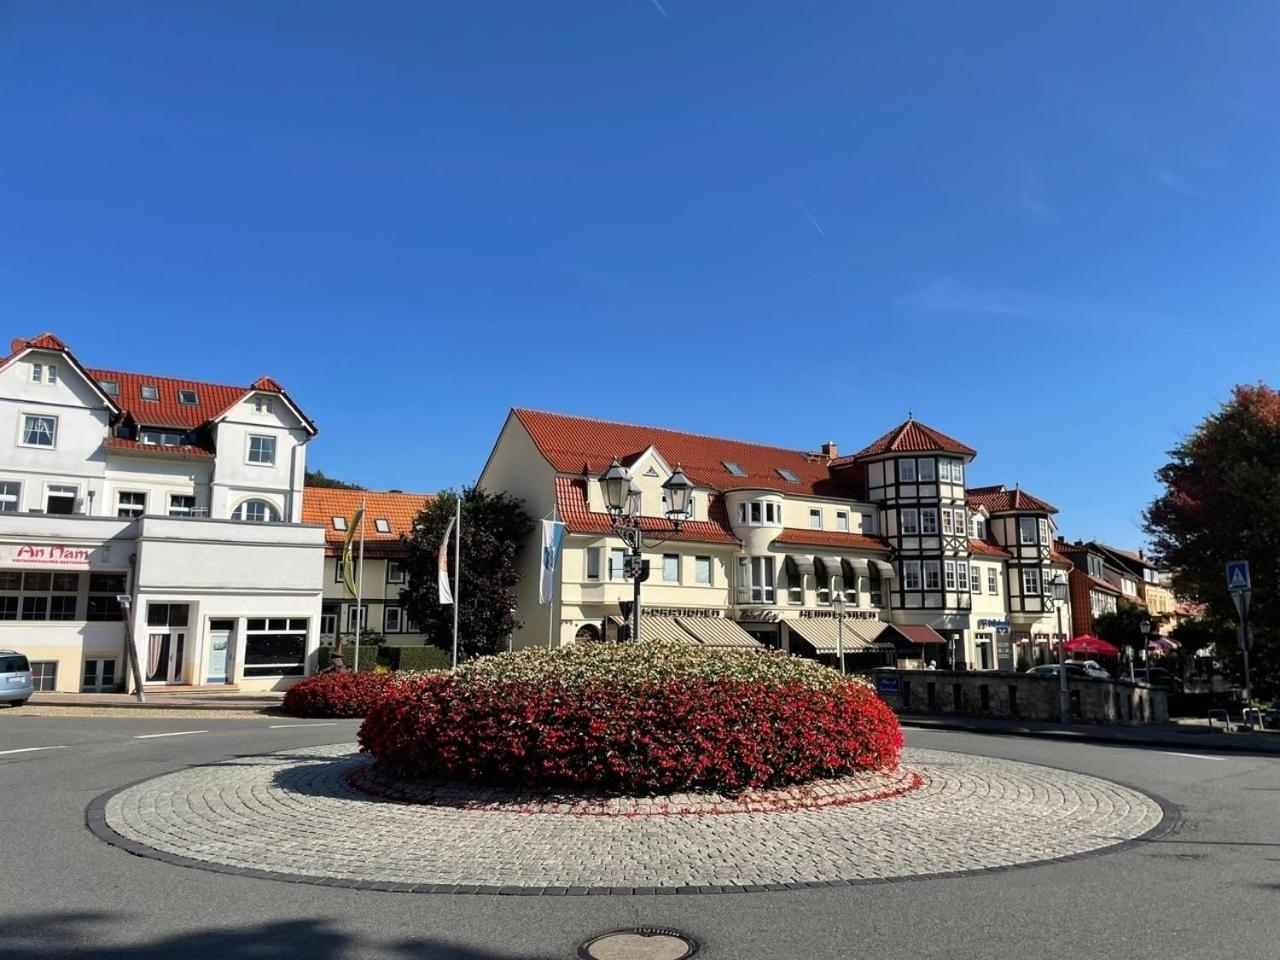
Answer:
(232, 499, 281, 523)
(574, 624, 602, 644)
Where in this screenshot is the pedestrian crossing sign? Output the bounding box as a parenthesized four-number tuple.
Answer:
(1226, 560, 1250, 593)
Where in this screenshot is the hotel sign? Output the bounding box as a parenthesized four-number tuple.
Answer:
(799, 610, 882, 621)
(0, 543, 111, 569)
(645, 607, 725, 618)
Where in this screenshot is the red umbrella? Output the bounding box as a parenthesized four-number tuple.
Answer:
(1064, 634, 1120, 656)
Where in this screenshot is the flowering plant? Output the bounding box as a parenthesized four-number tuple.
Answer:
(282, 671, 433, 718)
(357, 641, 901, 793)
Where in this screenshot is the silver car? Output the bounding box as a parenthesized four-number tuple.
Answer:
(0, 651, 34, 706)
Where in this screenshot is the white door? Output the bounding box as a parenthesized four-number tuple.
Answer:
(146, 631, 186, 684)
(206, 624, 232, 684)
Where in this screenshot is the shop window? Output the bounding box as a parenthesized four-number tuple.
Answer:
(82, 658, 117, 692)
(146, 603, 190, 628)
(243, 618, 308, 677)
(29, 661, 58, 691)
(87, 573, 127, 621)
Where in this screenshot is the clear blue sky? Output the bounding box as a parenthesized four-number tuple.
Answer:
(3, 2, 1276, 547)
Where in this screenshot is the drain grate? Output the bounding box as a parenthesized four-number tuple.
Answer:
(577, 927, 699, 960)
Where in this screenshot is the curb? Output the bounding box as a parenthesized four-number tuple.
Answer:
(900, 717, 1280, 755)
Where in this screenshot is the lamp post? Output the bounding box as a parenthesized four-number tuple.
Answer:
(1051, 573, 1070, 724)
(832, 589, 846, 676)
(597, 458, 694, 643)
(1139, 618, 1151, 680)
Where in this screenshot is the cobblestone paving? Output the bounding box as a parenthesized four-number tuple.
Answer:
(100, 745, 1167, 892)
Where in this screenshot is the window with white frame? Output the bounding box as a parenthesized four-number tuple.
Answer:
(1038, 517, 1049, 545)
(345, 605, 367, 632)
(1019, 517, 1038, 544)
(98, 379, 118, 395)
(140, 429, 185, 447)
(585, 547, 601, 580)
(898, 459, 916, 482)
(951, 459, 964, 484)
(917, 458, 935, 481)
(0, 481, 20, 513)
(987, 567, 998, 594)
(923, 560, 941, 590)
(253, 395, 274, 414)
(320, 611, 338, 637)
(695, 556, 712, 585)
(386, 560, 405, 583)
(29, 660, 57, 691)
(861, 513, 876, 534)
(332, 516, 347, 531)
(974, 516, 986, 539)
(953, 508, 966, 534)
(232, 499, 280, 523)
(970, 565, 980, 592)
(809, 508, 822, 529)
(944, 559, 957, 590)
(900, 508, 919, 535)
(737, 556, 776, 603)
(21, 414, 57, 447)
(243, 617, 308, 677)
(140, 384, 159, 400)
(938, 458, 951, 482)
(939, 509, 951, 535)
(374, 519, 391, 533)
(1087, 555, 1104, 578)
(247, 435, 276, 465)
(178, 389, 198, 405)
(45, 484, 77, 514)
(82, 658, 116, 692)
(1022, 567, 1041, 595)
(384, 606, 404, 633)
(116, 491, 146, 518)
(957, 562, 969, 591)
(31, 362, 43, 383)
(922, 508, 939, 535)
(608, 547, 627, 581)
(739, 500, 781, 526)
(662, 554, 680, 583)
(902, 560, 922, 590)
(836, 511, 849, 531)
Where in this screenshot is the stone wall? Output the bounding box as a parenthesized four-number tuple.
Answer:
(870, 669, 1168, 725)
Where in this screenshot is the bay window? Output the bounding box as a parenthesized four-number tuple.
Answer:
(923, 561, 941, 590)
(737, 556, 776, 603)
(957, 562, 969, 591)
(944, 560, 957, 590)
(1022, 567, 1041, 595)
(899, 459, 917, 482)
(902, 560, 921, 590)
(917, 458, 935, 481)
(922, 508, 939, 535)
(900, 508, 919, 535)
(1019, 517, 1037, 544)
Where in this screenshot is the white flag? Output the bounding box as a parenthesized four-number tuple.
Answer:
(438, 513, 456, 605)
(539, 520, 565, 604)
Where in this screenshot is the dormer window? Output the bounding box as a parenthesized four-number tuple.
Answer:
(723, 461, 746, 477)
(98, 379, 119, 396)
(736, 499, 780, 526)
(776, 468, 800, 483)
(254, 396, 274, 415)
(332, 517, 347, 531)
(178, 389, 198, 405)
(374, 519, 391, 534)
(140, 384, 159, 401)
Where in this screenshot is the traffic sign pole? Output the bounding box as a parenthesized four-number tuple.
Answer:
(1228, 562, 1254, 717)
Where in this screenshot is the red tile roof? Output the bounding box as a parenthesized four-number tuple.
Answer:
(772, 528, 890, 552)
(516, 409, 856, 498)
(302, 487, 435, 557)
(554, 476, 739, 545)
(966, 484, 1058, 515)
(104, 437, 213, 459)
(837, 418, 975, 462)
(88, 368, 248, 430)
(884, 624, 948, 645)
(968, 537, 1010, 558)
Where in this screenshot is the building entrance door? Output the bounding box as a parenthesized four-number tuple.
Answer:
(146, 631, 186, 684)
(206, 621, 234, 684)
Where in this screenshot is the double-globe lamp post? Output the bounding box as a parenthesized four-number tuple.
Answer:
(597, 458, 694, 643)
(1051, 573, 1070, 724)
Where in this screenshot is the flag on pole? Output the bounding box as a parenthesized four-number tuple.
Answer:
(438, 512, 456, 605)
(341, 506, 364, 598)
(539, 519, 565, 604)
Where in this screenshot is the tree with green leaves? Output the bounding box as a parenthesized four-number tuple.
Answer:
(400, 486, 535, 661)
(1145, 383, 1280, 697)
(305, 468, 364, 490)
(1092, 601, 1151, 663)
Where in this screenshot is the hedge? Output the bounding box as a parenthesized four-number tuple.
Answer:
(316, 644, 449, 673)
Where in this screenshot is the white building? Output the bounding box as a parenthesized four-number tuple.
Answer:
(0, 333, 325, 693)
(479, 409, 1073, 671)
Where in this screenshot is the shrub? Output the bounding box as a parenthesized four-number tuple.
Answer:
(283, 671, 430, 718)
(358, 641, 902, 793)
(389, 645, 452, 672)
(317, 644, 384, 673)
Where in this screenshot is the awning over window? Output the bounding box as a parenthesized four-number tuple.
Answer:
(785, 555, 816, 579)
(871, 559, 896, 579)
(610, 615, 699, 645)
(787, 617, 893, 653)
(842, 557, 871, 581)
(677, 617, 763, 649)
(878, 623, 947, 645)
(813, 556, 842, 586)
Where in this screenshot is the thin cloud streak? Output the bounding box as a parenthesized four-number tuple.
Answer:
(797, 199, 825, 237)
(649, 0, 668, 18)
(1156, 171, 1196, 196)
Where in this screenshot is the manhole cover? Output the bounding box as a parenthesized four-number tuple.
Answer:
(578, 927, 699, 960)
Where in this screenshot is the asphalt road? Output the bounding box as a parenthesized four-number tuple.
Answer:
(1, 712, 1277, 960)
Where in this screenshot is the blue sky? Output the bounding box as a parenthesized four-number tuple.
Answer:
(2, 1, 1276, 546)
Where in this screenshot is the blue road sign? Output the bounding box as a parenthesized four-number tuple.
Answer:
(875, 673, 901, 696)
(1226, 560, 1251, 593)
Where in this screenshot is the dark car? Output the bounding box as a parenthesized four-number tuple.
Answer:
(1131, 668, 1185, 693)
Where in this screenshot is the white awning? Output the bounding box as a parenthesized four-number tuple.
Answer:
(677, 617, 763, 649)
(786, 617, 891, 653)
(871, 559, 896, 579)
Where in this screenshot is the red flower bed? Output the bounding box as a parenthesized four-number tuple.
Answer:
(358, 672, 902, 793)
(283, 671, 429, 719)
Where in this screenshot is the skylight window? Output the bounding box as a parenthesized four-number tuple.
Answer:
(332, 517, 347, 531)
(178, 389, 198, 405)
(722, 461, 747, 477)
(374, 519, 391, 533)
(776, 468, 800, 483)
(140, 384, 159, 401)
(98, 379, 118, 396)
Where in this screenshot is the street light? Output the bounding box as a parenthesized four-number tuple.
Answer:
(832, 586, 847, 676)
(1139, 618, 1152, 680)
(597, 459, 694, 643)
(1050, 573, 1070, 724)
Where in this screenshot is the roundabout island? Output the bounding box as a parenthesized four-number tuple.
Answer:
(88, 642, 1171, 894)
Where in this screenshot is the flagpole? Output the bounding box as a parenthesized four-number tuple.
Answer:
(547, 505, 558, 649)
(354, 495, 366, 672)
(451, 496, 461, 669)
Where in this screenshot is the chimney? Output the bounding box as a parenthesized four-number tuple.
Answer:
(1139, 548, 1146, 561)
(821, 441, 838, 459)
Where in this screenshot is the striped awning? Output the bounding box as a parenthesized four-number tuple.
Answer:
(785, 555, 816, 579)
(611, 615, 700, 645)
(843, 557, 871, 579)
(677, 617, 763, 649)
(814, 556, 842, 586)
(871, 559, 896, 579)
(787, 617, 892, 654)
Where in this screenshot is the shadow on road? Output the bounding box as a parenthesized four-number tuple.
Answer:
(0, 913, 550, 960)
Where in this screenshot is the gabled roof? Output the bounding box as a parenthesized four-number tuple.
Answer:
(1090, 541, 1158, 576)
(554, 476, 739, 545)
(771, 528, 891, 552)
(1069, 566, 1123, 597)
(966, 484, 1058, 515)
(302, 487, 435, 557)
(835, 417, 975, 463)
(3, 333, 121, 415)
(515, 409, 857, 498)
(87, 367, 247, 430)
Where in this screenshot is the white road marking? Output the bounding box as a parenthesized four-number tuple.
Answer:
(133, 730, 208, 740)
(269, 722, 338, 728)
(0, 745, 68, 756)
(1164, 751, 1227, 761)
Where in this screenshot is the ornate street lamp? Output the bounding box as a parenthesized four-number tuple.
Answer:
(1139, 618, 1152, 679)
(597, 460, 695, 643)
(1050, 573, 1070, 724)
(832, 589, 847, 676)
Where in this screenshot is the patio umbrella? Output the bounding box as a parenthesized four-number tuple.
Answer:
(1146, 637, 1179, 652)
(1064, 634, 1120, 656)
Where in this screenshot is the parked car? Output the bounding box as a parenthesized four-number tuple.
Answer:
(1131, 668, 1185, 693)
(1067, 659, 1112, 680)
(0, 651, 34, 706)
(1027, 661, 1109, 681)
